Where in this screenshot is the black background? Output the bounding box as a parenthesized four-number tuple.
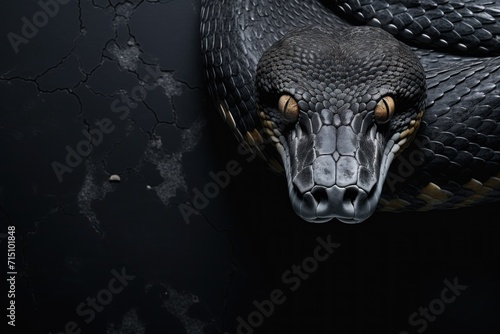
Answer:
(1, 1, 499, 333)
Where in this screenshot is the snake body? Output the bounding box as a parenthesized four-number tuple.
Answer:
(200, 0, 500, 223)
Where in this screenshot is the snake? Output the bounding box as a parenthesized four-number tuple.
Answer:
(200, 0, 500, 223)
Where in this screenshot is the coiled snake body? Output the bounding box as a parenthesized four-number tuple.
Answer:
(200, 0, 500, 223)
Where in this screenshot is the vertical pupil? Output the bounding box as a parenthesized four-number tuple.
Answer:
(283, 97, 290, 114)
(382, 98, 390, 115)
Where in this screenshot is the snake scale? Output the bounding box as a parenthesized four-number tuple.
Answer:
(200, 0, 500, 223)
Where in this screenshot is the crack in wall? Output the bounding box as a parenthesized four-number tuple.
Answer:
(1, 2, 241, 333)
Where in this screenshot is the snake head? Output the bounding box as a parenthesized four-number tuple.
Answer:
(256, 25, 426, 223)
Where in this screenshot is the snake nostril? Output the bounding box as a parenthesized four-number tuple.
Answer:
(311, 186, 328, 204)
(343, 186, 359, 205)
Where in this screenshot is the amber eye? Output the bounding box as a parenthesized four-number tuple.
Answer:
(278, 94, 299, 122)
(374, 96, 395, 124)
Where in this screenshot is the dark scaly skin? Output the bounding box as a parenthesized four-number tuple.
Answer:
(381, 52, 500, 211)
(200, 0, 500, 223)
(326, 0, 500, 54)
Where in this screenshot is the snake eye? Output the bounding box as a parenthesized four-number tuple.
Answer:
(374, 96, 395, 124)
(278, 94, 299, 122)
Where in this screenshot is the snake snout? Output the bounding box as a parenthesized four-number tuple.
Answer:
(311, 184, 374, 223)
(289, 155, 381, 224)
